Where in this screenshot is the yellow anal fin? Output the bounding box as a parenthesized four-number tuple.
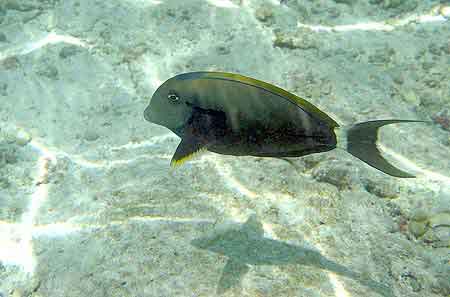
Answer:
(170, 138, 207, 167)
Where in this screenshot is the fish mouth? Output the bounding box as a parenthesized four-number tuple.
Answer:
(143, 105, 152, 122)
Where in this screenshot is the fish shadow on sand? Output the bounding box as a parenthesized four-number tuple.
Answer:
(191, 215, 394, 297)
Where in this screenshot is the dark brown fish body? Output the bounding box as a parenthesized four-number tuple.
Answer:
(187, 103, 336, 158)
(144, 71, 422, 177)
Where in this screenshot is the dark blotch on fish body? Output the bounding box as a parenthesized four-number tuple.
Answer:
(144, 71, 424, 178)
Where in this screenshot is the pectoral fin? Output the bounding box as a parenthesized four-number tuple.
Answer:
(170, 137, 206, 167)
(217, 259, 250, 294)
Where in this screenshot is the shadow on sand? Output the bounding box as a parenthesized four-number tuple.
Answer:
(191, 215, 394, 296)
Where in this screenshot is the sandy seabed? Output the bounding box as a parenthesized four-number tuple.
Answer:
(0, 1, 449, 296)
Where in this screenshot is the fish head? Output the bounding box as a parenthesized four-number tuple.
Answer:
(190, 236, 214, 250)
(191, 229, 239, 255)
(144, 76, 194, 136)
(191, 226, 257, 258)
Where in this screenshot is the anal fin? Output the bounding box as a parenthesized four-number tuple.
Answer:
(217, 259, 250, 294)
(170, 137, 206, 167)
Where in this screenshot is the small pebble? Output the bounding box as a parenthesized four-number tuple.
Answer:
(255, 6, 273, 23)
(59, 45, 80, 59)
(0, 82, 7, 96)
(0, 177, 9, 189)
(408, 276, 422, 292)
(312, 166, 352, 189)
(432, 227, 450, 247)
(12, 289, 22, 297)
(409, 221, 428, 238)
(441, 42, 450, 55)
(424, 78, 439, 88)
(181, 10, 191, 21)
(166, 8, 176, 17)
(84, 130, 100, 142)
(432, 111, 450, 131)
(273, 31, 317, 50)
(368, 47, 395, 65)
(334, 0, 355, 4)
(15, 129, 32, 146)
(363, 179, 399, 199)
(431, 277, 450, 295)
(428, 43, 441, 56)
(386, 201, 402, 217)
(273, 33, 298, 50)
(37, 65, 59, 80)
(0, 147, 18, 164)
(429, 212, 450, 228)
(3, 126, 31, 146)
(410, 209, 429, 222)
(421, 61, 434, 71)
(390, 70, 404, 85)
(327, 7, 340, 18)
(383, 0, 403, 9)
(423, 225, 450, 248)
(401, 90, 420, 106)
(1, 56, 19, 70)
(216, 46, 230, 55)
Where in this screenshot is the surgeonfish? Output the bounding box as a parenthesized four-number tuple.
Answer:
(144, 71, 423, 177)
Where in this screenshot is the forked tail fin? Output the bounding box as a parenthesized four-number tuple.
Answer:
(336, 120, 425, 178)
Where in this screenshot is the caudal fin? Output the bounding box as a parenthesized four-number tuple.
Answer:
(338, 120, 425, 178)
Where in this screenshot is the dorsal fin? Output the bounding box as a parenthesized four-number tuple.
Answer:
(241, 214, 264, 238)
(174, 71, 339, 128)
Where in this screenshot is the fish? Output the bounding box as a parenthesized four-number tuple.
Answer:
(144, 71, 424, 177)
(191, 215, 394, 296)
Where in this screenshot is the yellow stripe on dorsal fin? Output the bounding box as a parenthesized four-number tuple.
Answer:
(175, 71, 339, 129)
(170, 138, 207, 167)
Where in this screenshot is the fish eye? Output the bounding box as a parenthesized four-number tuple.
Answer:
(167, 92, 180, 104)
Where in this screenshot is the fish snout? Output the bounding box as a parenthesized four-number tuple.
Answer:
(191, 237, 214, 249)
(143, 105, 153, 122)
(190, 238, 205, 249)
